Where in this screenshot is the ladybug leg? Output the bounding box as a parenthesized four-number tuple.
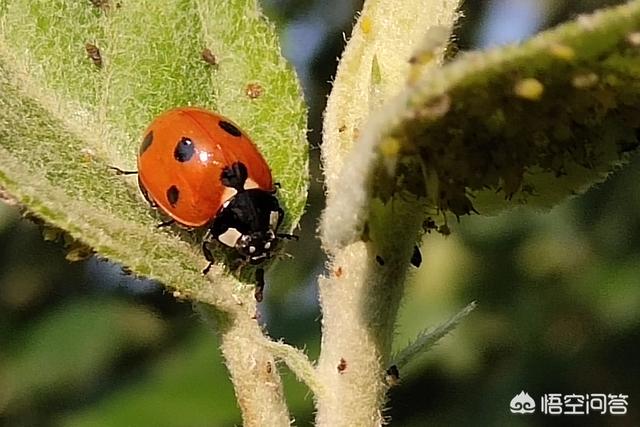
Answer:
(108, 166, 138, 175)
(156, 219, 175, 228)
(202, 262, 213, 275)
(254, 268, 265, 302)
(201, 241, 215, 275)
(110, 166, 160, 213)
(273, 206, 298, 240)
(276, 206, 285, 227)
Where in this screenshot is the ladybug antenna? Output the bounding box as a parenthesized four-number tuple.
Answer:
(108, 165, 138, 175)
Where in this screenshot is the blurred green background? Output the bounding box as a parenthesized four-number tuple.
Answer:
(1, 1, 639, 426)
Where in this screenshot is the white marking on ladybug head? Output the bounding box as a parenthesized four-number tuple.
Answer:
(217, 228, 242, 248)
(244, 178, 259, 190)
(198, 151, 209, 162)
(249, 246, 256, 254)
(220, 187, 237, 208)
(264, 242, 271, 250)
(269, 210, 280, 230)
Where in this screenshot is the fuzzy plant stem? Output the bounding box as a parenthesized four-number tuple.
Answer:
(197, 303, 290, 427)
(315, 199, 424, 426)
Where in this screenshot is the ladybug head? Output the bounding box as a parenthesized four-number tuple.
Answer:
(210, 189, 284, 264)
(235, 229, 278, 263)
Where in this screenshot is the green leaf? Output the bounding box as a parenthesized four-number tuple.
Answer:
(323, 0, 640, 249)
(322, 0, 462, 196)
(390, 301, 476, 372)
(0, 0, 308, 305)
(2, 298, 165, 414)
(320, 0, 461, 250)
(59, 330, 240, 427)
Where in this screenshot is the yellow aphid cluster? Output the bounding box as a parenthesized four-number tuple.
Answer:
(394, 29, 640, 221)
(514, 78, 544, 100)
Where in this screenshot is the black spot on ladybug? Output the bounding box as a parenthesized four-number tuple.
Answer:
(375, 255, 385, 266)
(139, 131, 154, 155)
(411, 245, 422, 268)
(221, 162, 248, 190)
(174, 137, 195, 162)
(218, 120, 242, 137)
(166, 185, 179, 207)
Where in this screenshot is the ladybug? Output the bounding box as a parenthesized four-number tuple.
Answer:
(115, 107, 294, 301)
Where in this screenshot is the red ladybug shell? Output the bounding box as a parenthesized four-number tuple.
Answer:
(137, 107, 273, 227)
